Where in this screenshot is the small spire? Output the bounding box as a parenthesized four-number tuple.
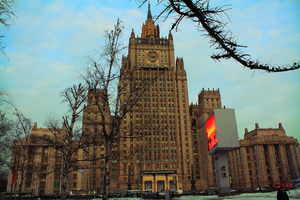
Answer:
(131, 28, 135, 38)
(168, 30, 173, 39)
(147, 1, 152, 20)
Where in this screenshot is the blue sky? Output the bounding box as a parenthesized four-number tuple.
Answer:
(0, 0, 299, 141)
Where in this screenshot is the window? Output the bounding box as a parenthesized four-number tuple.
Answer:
(40, 182, 45, 188)
(41, 165, 47, 171)
(29, 156, 34, 162)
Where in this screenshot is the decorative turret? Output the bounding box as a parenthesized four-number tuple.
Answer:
(33, 122, 38, 130)
(168, 31, 173, 40)
(176, 57, 185, 71)
(130, 28, 135, 38)
(244, 128, 248, 137)
(129, 28, 135, 46)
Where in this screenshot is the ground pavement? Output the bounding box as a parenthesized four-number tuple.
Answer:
(108, 189, 300, 200)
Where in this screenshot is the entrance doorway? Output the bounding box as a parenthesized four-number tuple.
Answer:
(170, 180, 176, 191)
(157, 181, 165, 192)
(145, 181, 152, 190)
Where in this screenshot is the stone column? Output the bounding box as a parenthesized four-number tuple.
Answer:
(255, 145, 268, 186)
(268, 145, 279, 184)
(240, 147, 251, 188)
(153, 174, 156, 192)
(279, 144, 289, 182)
(288, 144, 300, 179)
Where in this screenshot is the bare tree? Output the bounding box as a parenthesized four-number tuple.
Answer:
(0, 87, 13, 170)
(80, 19, 159, 200)
(9, 109, 33, 200)
(0, 0, 17, 57)
(80, 19, 126, 200)
(138, 0, 299, 73)
(45, 83, 93, 200)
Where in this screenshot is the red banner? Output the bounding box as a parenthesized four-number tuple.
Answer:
(13, 170, 17, 183)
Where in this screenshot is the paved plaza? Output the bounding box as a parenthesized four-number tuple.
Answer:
(106, 189, 300, 200)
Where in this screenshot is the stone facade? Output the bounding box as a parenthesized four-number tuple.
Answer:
(117, 4, 193, 192)
(228, 123, 300, 189)
(79, 88, 114, 194)
(189, 88, 222, 190)
(6, 123, 86, 195)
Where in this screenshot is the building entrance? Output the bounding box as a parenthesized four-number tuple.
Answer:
(145, 181, 152, 190)
(157, 181, 164, 192)
(170, 180, 176, 191)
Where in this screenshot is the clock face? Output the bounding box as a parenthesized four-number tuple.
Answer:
(147, 50, 158, 62)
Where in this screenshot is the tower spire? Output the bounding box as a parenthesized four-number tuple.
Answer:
(147, 2, 152, 20)
(142, 1, 159, 38)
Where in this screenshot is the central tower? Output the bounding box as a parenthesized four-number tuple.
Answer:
(118, 4, 194, 192)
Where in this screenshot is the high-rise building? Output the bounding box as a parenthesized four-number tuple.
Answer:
(81, 89, 115, 193)
(117, 4, 194, 192)
(189, 88, 222, 190)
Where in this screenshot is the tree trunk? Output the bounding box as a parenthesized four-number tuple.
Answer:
(102, 140, 111, 200)
(9, 170, 14, 200)
(17, 164, 25, 200)
(60, 145, 69, 200)
(61, 170, 68, 200)
(9, 153, 17, 200)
